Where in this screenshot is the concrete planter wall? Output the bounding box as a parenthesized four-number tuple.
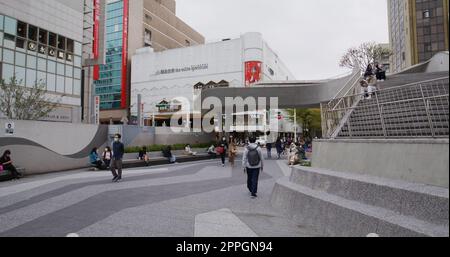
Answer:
(312, 139, 449, 188)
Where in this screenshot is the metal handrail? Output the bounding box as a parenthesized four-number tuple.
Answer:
(328, 71, 362, 109)
(334, 76, 449, 102)
(330, 94, 449, 112)
(322, 77, 449, 139)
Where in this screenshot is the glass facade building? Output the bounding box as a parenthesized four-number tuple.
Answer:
(0, 13, 82, 96)
(94, 0, 126, 110)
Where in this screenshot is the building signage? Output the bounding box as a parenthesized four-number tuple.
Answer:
(93, 0, 100, 59)
(39, 108, 72, 123)
(155, 64, 209, 76)
(121, 0, 129, 109)
(245, 61, 262, 87)
(5, 122, 15, 135)
(95, 96, 100, 124)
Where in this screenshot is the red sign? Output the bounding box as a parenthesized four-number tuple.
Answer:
(121, 0, 129, 109)
(245, 61, 262, 87)
(93, 0, 100, 59)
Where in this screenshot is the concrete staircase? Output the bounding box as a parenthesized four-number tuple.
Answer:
(271, 166, 449, 237)
(338, 77, 449, 138)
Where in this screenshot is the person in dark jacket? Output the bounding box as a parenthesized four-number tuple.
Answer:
(275, 138, 283, 159)
(217, 136, 229, 167)
(111, 134, 125, 182)
(0, 150, 22, 180)
(364, 63, 374, 79)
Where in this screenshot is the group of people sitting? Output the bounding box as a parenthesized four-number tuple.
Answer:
(89, 147, 112, 170)
(360, 62, 387, 99)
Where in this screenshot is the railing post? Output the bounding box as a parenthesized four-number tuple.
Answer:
(420, 84, 436, 137)
(375, 92, 387, 138)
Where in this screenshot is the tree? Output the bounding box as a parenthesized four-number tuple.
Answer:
(286, 108, 322, 138)
(339, 42, 393, 73)
(0, 76, 62, 120)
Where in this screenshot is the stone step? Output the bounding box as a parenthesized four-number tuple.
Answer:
(288, 166, 449, 226)
(271, 176, 449, 237)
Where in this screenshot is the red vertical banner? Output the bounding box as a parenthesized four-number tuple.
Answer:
(93, 0, 100, 59)
(92, 0, 101, 81)
(121, 0, 129, 109)
(245, 61, 262, 87)
(93, 65, 100, 80)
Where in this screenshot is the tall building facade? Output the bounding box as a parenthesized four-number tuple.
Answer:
(0, 0, 84, 123)
(388, 0, 449, 73)
(94, 0, 204, 123)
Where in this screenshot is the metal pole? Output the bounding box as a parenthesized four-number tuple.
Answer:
(294, 109, 297, 142)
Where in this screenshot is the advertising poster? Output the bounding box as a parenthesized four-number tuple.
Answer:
(245, 61, 262, 87)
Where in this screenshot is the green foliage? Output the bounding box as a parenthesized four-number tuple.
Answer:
(125, 142, 215, 154)
(286, 108, 322, 138)
(0, 76, 62, 120)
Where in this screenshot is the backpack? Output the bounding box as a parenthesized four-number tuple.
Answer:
(247, 146, 261, 166)
(216, 146, 225, 154)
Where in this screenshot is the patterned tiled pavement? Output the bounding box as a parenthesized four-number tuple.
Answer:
(0, 156, 321, 237)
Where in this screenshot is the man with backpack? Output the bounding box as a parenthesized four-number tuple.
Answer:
(242, 137, 264, 199)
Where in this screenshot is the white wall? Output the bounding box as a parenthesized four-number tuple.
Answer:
(130, 32, 297, 116)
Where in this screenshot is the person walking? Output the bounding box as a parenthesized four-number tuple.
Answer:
(217, 136, 228, 167)
(275, 137, 283, 159)
(111, 134, 125, 182)
(228, 139, 238, 167)
(242, 137, 264, 199)
(0, 150, 23, 180)
(266, 142, 273, 159)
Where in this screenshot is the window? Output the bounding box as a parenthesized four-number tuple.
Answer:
(56, 75, 65, 93)
(38, 58, 47, 71)
(47, 60, 56, 73)
(3, 49, 14, 64)
(37, 71, 46, 85)
(402, 52, 406, 61)
(424, 42, 432, 52)
(65, 77, 73, 94)
(0, 15, 4, 31)
(65, 65, 73, 77)
(28, 25, 37, 41)
(15, 66, 25, 85)
(47, 73, 56, 91)
(0, 32, 3, 47)
(2, 63, 14, 80)
(73, 79, 81, 96)
(74, 68, 81, 79)
(3, 33, 15, 49)
(66, 39, 74, 53)
(16, 38, 25, 50)
(423, 10, 430, 18)
(38, 29, 48, 44)
(26, 69, 36, 87)
(57, 63, 65, 75)
(4, 17, 17, 35)
(27, 55, 36, 69)
(15, 52, 26, 66)
(17, 21, 27, 38)
(57, 35, 66, 50)
(48, 32, 57, 47)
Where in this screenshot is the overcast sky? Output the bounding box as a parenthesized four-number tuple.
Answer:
(177, 0, 389, 80)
